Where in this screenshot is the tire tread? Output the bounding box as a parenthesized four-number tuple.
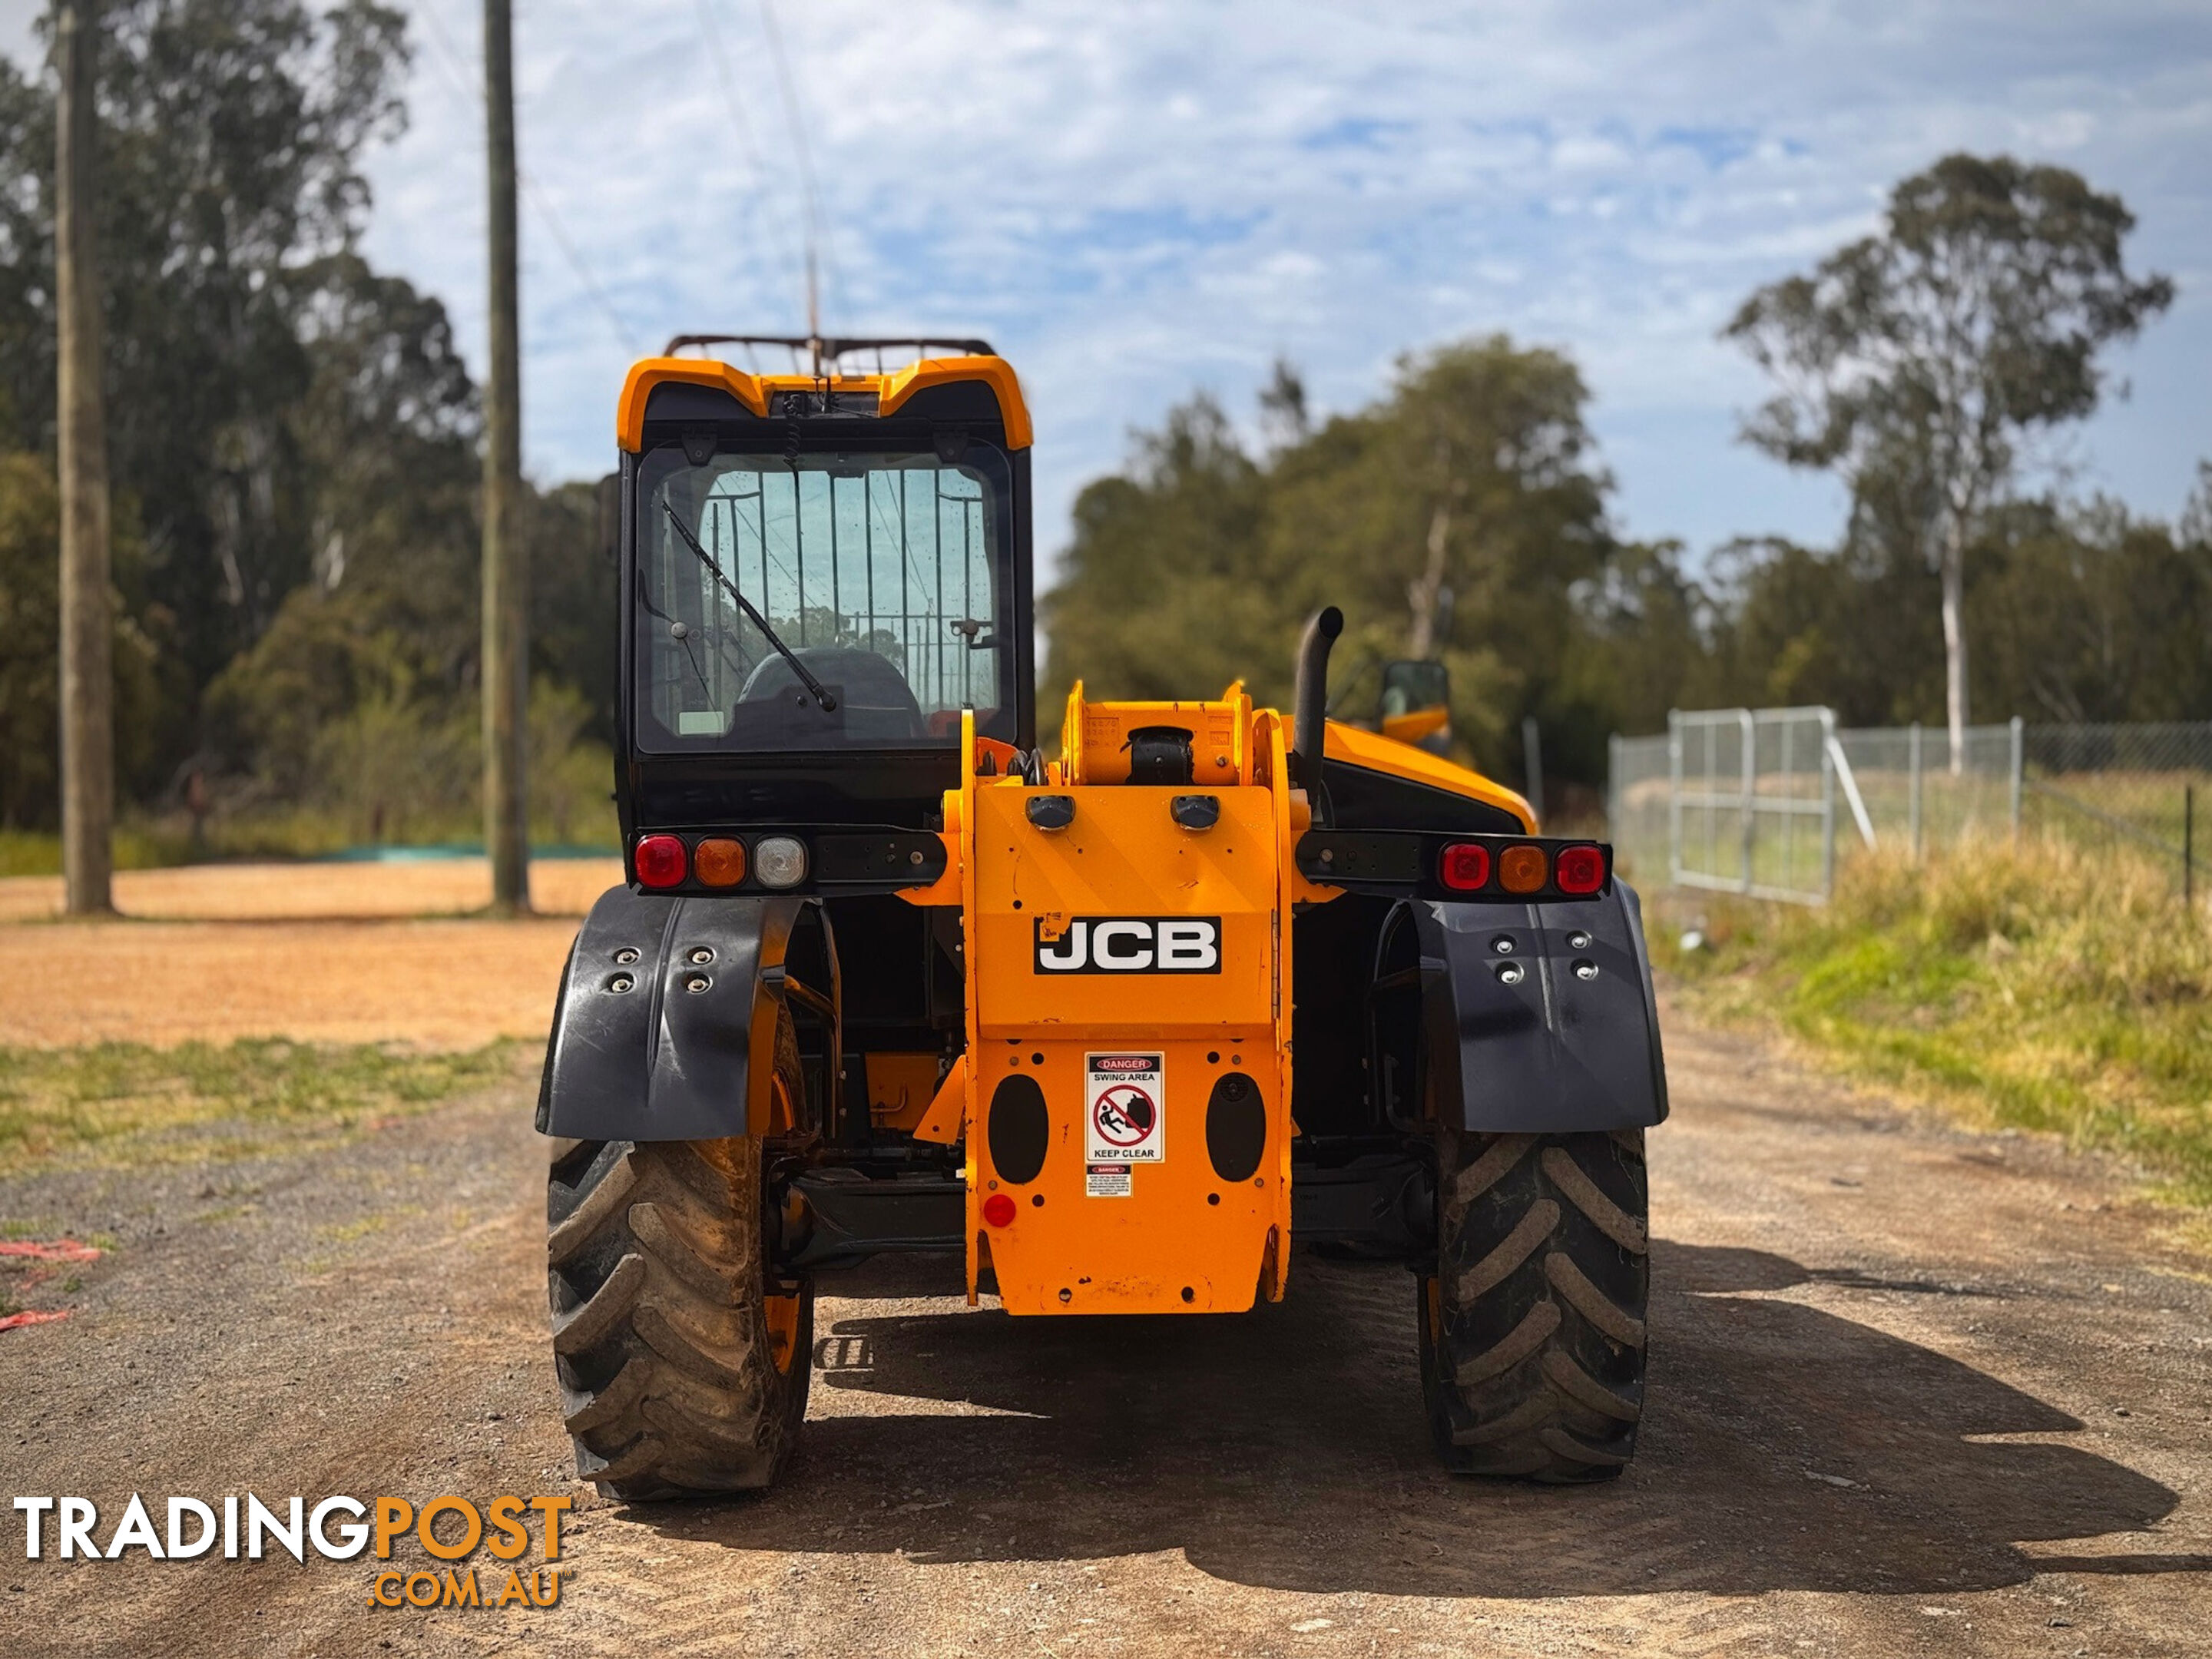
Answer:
(1421, 1129, 1650, 1483)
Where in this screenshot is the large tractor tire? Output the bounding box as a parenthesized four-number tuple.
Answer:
(1419, 1128, 1647, 1482)
(545, 1009, 813, 1499)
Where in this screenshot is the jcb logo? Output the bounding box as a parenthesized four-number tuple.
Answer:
(1034, 917, 1221, 974)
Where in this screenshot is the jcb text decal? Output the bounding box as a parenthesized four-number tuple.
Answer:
(1033, 917, 1221, 974)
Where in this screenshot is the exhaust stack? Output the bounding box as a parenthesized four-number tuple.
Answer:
(1292, 605, 1343, 813)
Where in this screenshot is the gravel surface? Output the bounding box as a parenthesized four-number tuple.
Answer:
(2, 1004, 2208, 1656)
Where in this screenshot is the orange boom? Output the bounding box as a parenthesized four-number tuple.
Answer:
(538, 338, 1667, 1497)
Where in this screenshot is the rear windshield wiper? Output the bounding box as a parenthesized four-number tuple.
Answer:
(660, 502, 838, 713)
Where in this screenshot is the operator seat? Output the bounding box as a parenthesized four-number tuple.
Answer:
(739, 647, 925, 742)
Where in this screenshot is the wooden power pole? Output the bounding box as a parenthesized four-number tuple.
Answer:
(482, 0, 529, 912)
(55, 0, 113, 917)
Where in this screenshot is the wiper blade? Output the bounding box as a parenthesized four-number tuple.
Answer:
(660, 502, 838, 713)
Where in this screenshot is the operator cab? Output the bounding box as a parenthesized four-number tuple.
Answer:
(615, 338, 1037, 871)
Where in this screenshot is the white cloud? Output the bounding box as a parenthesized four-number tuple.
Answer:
(10, 0, 2210, 571)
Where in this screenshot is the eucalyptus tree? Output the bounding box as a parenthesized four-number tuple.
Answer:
(1726, 154, 2172, 770)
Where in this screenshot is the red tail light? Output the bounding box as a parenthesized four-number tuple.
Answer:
(982, 1193, 1017, 1228)
(634, 834, 687, 889)
(1555, 843, 1605, 895)
(1439, 843, 1492, 891)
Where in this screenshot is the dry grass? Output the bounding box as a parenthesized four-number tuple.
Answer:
(1666, 837, 2212, 1207)
(0, 1039, 525, 1174)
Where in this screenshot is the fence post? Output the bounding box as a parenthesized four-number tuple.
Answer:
(1909, 721, 1923, 862)
(1607, 733, 1619, 839)
(1738, 709, 1757, 896)
(1823, 712, 1840, 902)
(2008, 716, 2025, 841)
(1667, 711, 1683, 891)
(1820, 709, 1837, 902)
(2187, 783, 2195, 907)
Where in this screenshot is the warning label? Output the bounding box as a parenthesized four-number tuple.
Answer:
(1085, 1165, 1132, 1199)
(1085, 1051, 1164, 1168)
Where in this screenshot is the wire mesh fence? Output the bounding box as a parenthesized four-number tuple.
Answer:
(1609, 714, 2208, 902)
(1666, 707, 1837, 903)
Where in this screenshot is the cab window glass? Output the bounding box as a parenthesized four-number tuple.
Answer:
(635, 445, 1012, 750)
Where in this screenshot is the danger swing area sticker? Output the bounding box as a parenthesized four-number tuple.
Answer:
(1085, 1052, 1163, 1197)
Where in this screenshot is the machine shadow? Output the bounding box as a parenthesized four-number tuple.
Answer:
(622, 1242, 2179, 1598)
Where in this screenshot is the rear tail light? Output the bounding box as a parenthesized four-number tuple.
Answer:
(1498, 844, 1548, 894)
(1555, 843, 1605, 895)
(693, 836, 747, 887)
(753, 835, 809, 889)
(1439, 843, 1492, 891)
(982, 1193, 1017, 1228)
(634, 834, 687, 889)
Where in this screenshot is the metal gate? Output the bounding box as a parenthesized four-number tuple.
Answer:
(1668, 707, 1873, 904)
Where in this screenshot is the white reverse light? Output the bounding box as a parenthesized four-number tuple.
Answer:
(752, 836, 809, 889)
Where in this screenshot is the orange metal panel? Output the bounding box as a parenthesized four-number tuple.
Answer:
(866, 1052, 944, 1130)
(960, 780, 1290, 1313)
(1324, 720, 1537, 830)
(615, 354, 1033, 451)
(1058, 682, 1251, 786)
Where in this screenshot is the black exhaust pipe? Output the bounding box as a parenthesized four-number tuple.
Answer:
(1292, 605, 1343, 810)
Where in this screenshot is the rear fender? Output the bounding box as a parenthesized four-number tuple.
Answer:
(1416, 881, 1667, 1133)
(536, 886, 831, 1141)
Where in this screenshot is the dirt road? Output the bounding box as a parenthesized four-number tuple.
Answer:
(4, 1005, 2207, 1657)
(0, 858, 622, 1048)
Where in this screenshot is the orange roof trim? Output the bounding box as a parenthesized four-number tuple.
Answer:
(616, 354, 1033, 452)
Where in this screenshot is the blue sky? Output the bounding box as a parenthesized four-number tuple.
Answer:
(6, 1, 2209, 577)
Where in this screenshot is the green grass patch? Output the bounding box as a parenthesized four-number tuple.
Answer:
(0, 826, 188, 877)
(0, 1039, 525, 1174)
(1664, 838, 2212, 1208)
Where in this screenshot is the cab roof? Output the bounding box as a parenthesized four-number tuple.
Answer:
(617, 353, 1032, 452)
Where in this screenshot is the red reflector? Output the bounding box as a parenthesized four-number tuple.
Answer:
(1439, 843, 1492, 891)
(982, 1193, 1017, 1228)
(634, 834, 687, 889)
(1555, 844, 1605, 895)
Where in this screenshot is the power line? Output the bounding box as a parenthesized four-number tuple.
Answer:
(414, 2, 641, 356)
(692, 0, 810, 346)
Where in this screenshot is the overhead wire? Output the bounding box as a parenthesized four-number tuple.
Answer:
(414, 2, 641, 356)
(692, 0, 811, 356)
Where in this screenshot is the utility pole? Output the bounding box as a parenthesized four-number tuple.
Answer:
(482, 0, 528, 912)
(55, 0, 113, 917)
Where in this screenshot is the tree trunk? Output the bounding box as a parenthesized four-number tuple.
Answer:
(55, 1, 113, 917)
(482, 0, 529, 912)
(1939, 518, 1969, 777)
(1407, 501, 1449, 659)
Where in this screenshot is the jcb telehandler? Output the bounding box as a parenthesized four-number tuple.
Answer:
(539, 339, 1667, 1496)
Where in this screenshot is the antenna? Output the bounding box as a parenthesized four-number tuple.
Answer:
(758, 0, 827, 375)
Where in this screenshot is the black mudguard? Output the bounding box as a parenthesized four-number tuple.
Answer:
(1417, 881, 1667, 1133)
(536, 886, 817, 1141)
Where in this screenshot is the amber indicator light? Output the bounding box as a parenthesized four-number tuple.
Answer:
(694, 836, 747, 887)
(1498, 844, 1549, 894)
